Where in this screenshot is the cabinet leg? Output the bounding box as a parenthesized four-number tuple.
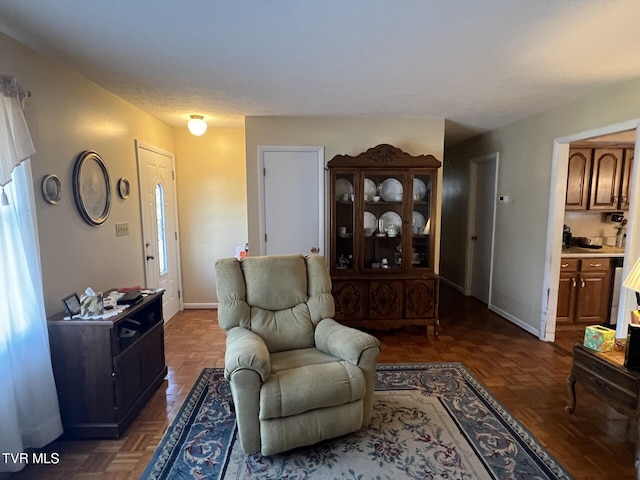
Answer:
(565, 371, 577, 413)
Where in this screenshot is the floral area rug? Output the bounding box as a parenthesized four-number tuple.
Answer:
(141, 363, 572, 479)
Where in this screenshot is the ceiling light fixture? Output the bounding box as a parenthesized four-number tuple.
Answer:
(187, 115, 207, 136)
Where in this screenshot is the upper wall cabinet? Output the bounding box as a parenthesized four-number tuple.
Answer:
(565, 145, 634, 211)
(565, 148, 592, 210)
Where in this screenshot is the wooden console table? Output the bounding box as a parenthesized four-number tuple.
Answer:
(47, 289, 167, 438)
(567, 342, 640, 478)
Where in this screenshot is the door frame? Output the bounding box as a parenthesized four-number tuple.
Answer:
(542, 119, 640, 341)
(257, 145, 325, 256)
(464, 152, 499, 305)
(135, 140, 184, 313)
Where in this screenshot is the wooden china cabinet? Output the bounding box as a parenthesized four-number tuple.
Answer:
(328, 144, 441, 336)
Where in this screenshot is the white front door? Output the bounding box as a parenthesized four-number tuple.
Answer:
(466, 153, 499, 304)
(259, 146, 325, 256)
(136, 141, 182, 320)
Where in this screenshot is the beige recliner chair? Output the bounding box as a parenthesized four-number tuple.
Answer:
(215, 254, 381, 456)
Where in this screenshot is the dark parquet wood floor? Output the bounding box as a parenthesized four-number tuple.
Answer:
(10, 285, 636, 479)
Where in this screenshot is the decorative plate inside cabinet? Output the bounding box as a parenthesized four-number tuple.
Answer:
(412, 211, 426, 232)
(380, 211, 402, 232)
(335, 178, 353, 201)
(363, 211, 377, 234)
(380, 178, 403, 202)
(413, 178, 427, 200)
(364, 178, 377, 199)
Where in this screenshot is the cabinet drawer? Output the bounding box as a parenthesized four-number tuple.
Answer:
(580, 258, 610, 272)
(573, 364, 638, 411)
(574, 347, 638, 393)
(560, 259, 579, 271)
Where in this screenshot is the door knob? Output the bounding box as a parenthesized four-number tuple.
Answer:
(146, 255, 155, 261)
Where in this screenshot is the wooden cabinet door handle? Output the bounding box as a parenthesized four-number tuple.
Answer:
(581, 279, 586, 288)
(572, 278, 577, 288)
(589, 263, 602, 268)
(561, 263, 569, 268)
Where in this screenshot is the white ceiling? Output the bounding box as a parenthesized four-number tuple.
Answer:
(1, 0, 639, 144)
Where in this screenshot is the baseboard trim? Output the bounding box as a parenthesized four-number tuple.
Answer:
(439, 276, 465, 293)
(183, 303, 217, 310)
(489, 304, 540, 338)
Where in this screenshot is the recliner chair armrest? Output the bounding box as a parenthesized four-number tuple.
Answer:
(315, 318, 381, 365)
(224, 327, 271, 381)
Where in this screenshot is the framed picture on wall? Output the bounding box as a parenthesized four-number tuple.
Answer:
(72, 150, 111, 226)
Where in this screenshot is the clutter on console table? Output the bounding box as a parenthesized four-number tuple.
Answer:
(47, 288, 166, 438)
(63, 287, 159, 320)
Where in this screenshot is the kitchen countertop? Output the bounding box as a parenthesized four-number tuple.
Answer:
(561, 245, 625, 258)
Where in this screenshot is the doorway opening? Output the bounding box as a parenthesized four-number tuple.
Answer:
(542, 121, 640, 342)
(465, 153, 499, 306)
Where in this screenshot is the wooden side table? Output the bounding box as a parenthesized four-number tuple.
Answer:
(567, 342, 640, 478)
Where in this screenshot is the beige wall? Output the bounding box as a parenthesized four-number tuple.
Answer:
(174, 127, 247, 306)
(245, 116, 445, 269)
(1, 32, 176, 316)
(441, 78, 640, 335)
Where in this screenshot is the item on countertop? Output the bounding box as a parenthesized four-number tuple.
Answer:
(583, 325, 615, 352)
(562, 225, 571, 248)
(80, 287, 103, 316)
(61, 293, 81, 317)
(118, 285, 142, 293)
(572, 236, 602, 249)
(615, 218, 628, 248)
(117, 290, 143, 305)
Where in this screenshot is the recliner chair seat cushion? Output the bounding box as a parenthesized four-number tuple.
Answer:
(270, 347, 338, 373)
(260, 360, 366, 420)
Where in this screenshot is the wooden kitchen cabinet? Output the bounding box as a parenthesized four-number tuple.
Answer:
(556, 258, 612, 324)
(590, 148, 625, 210)
(47, 290, 167, 438)
(565, 145, 634, 211)
(565, 149, 592, 210)
(328, 144, 441, 336)
(621, 147, 635, 210)
(557, 259, 579, 323)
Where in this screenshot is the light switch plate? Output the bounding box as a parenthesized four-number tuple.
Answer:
(115, 222, 129, 236)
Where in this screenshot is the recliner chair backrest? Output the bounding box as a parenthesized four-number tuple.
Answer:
(215, 254, 335, 353)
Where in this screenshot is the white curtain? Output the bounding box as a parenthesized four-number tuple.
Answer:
(0, 76, 63, 473)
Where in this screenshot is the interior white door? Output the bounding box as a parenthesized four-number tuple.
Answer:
(259, 146, 324, 256)
(136, 141, 181, 320)
(468, 154, 499, 304)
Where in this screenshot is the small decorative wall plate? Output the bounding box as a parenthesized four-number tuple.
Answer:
(118, 178, 130, 199)
(41, 174, 62, 204)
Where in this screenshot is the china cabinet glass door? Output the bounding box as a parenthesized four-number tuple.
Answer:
(410, 173, 432, 270)
(334, 172, 355, 272)
(361, 172, 406, 271)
